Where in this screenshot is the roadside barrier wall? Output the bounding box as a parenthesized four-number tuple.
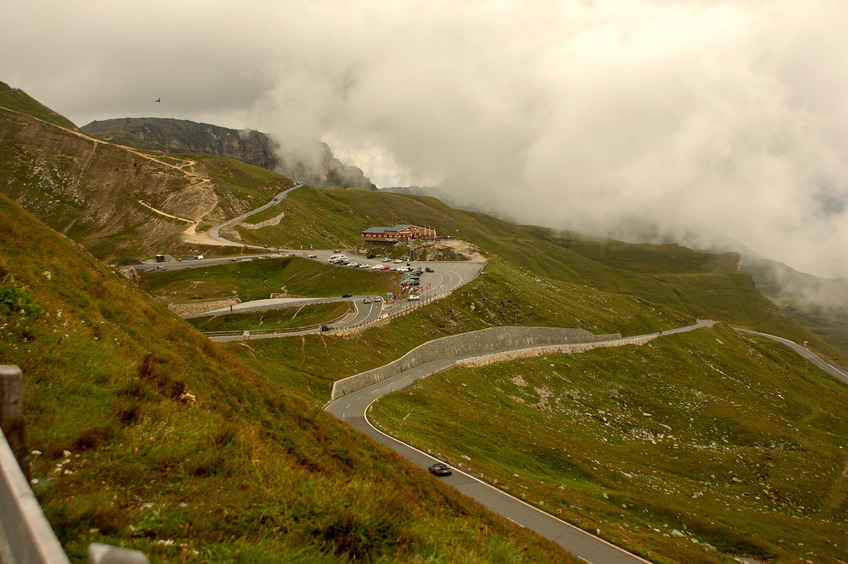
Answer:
(1, 365, 148, 564)
(330, 327, 626, 400)
(0, 428, 71, 563)
(453, 334, 657, 369)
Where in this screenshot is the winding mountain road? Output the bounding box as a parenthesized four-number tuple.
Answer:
(206, 182, 304, 246)
(141, 182, 848, 562)
(734, 328, 848, 384)
(324, 324, 720, 564)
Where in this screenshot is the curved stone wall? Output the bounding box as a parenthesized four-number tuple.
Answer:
(330, 326, 626, 400)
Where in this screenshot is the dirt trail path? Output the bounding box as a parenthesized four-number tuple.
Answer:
(137, 200, 195, 223)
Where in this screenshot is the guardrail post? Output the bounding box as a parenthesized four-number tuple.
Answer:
(0, 365, 30, 482)
(88, 543, 149, 564)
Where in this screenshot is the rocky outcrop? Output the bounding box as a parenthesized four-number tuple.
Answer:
(82, 118, 376, 191)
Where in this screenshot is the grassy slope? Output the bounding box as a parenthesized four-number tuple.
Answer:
(0, 193, 576, 562)
(370, 325, 848, 563)
(139, 255, 400, 303)
(186, 302, 349, 333)
(0, 81, 78, 130)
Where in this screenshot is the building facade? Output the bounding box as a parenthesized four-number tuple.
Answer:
(360, 224, 436, 243)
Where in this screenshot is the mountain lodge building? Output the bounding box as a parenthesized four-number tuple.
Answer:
(360, 224, 436, 244)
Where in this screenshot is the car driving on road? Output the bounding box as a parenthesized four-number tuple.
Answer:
(428, 463, 452, 476)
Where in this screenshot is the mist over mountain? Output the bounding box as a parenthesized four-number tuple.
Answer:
(5, 2, 846, 280)
(82, 117, 377, 191)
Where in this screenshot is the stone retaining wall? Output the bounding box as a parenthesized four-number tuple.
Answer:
(330, 326, 626, 400)
(167, 298, 241, 317)
(239, 211, 285, 229)
(454, 334, 656, 369)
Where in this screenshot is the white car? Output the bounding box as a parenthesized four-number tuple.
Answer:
(382, 258, 392, 262)
(359, 264, 370, 269)
(347, 262, 359, 268)
(374, 296, 383, 302)
(371, 264, 383, 270)
(393, 259, 403, 263)
(407, 294, 420, 301)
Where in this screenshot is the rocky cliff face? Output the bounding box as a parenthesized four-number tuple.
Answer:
(82, 117, 376, 191)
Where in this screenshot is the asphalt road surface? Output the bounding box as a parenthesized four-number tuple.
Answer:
(173, 253, 485, 340)
(734, 328, 848, 384)
(325, 355, 652, 564)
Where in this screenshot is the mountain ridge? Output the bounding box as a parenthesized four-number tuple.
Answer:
(81, 117, 377, 192)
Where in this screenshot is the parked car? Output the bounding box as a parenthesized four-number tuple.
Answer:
(306, 253, 317, 258)
(407, 294, 420, 301)
(342, 293, 353, 298)
(428, 463, 452, 476)
(393, 259, 403, 263)
(382, 257, 392, 262)
(425, 267, 434, 272)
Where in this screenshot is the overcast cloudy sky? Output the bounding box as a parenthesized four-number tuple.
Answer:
(2, 0, 847, 278)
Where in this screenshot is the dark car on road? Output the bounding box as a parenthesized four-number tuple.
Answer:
(320, 324, 332, 332)
(428, 463, 452, 476)
(342, 293, 353, 298)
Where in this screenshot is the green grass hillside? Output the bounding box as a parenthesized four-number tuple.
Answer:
(0, 193, 577, 562)
(139, 255, 399, 304)
(370, 325, 848, 563)
(0, 81, 78, 130)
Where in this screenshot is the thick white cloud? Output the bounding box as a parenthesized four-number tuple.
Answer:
(2, 0, 847, 277)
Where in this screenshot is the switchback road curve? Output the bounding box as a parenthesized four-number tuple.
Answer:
(322, 325, 725, 563)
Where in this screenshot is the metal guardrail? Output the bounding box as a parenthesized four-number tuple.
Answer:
(0, 365, 149, 564)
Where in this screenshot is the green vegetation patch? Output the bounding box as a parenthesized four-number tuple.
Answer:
(370, 324, 848, 563)
(197, 154, 291, 203)
(139, 255, 399, 303)
(0, 82, 78, 130)
(187, 301, 348, 332)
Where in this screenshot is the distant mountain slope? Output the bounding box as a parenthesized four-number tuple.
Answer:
(82, 117, 377, 191)
(0, 104, 294, 262)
